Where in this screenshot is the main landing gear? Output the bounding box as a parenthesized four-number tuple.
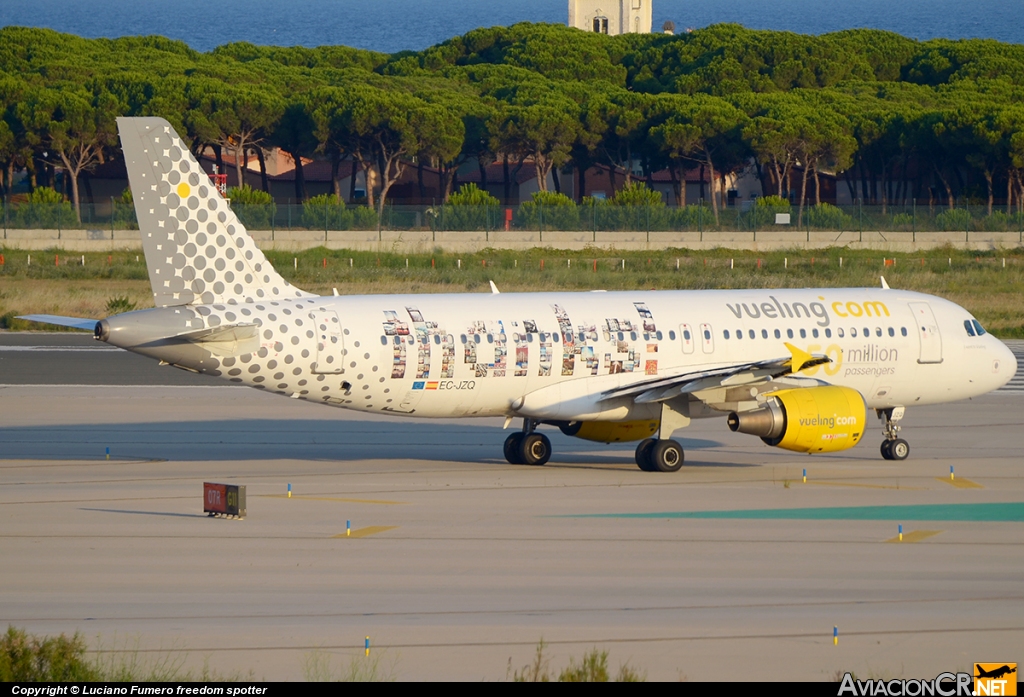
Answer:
(635, 437, 685, 472)
(503, 419, 552, 466)
(502, 419, 685, 471)
(878, 407, 909, 461)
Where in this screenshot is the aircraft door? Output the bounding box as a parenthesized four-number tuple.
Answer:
(679, 324, 695, 354)
(908, 302, 943, 364)
(699, 323, 715, 353)
(311, 310, 344, 374)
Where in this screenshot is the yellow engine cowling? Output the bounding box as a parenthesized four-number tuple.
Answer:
(727, 385, 866, 454)
(559, 420, 660, 443)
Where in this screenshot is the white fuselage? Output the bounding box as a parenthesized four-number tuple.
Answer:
(171, 287, 1015, 421)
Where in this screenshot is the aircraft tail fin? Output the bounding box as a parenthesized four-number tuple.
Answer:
(117, 117, 313, 307)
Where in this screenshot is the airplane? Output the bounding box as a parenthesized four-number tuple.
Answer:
(20, 117, 1019, 471)
(975, 665, 1016, 680)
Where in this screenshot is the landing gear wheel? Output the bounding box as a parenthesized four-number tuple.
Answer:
(889, 438, 909, 461)
(519, 433, 552, 466)
(635, 438, 657, 471)
(650, 439, 685, 472)
(504, 432, 525, 464)
(880, 440, 893, 460)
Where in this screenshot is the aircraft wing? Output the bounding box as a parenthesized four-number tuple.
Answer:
(601, 342, 831, 405)
(17, 315, 99, 331)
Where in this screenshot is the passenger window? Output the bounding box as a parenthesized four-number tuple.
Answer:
(630, 331, 637, 341)
(736, 330, 743, 340)
(812, 329, 819, 338)
(749, 329, 755, 339)
(617, 332, 624, 341)
(825, 328, 832, 338)
(851, 327, 857, 337)
(474, 334, 481, 344)
(863, 327, 869, 337)
(875, 327, 882, 337)
(774, 329, 781, 339)
(656, 331, 663, 340)
(527, 334, 534, 343)
(973, 320, 986, 336)
(434, 335, 441, 344)
(460, 334, 467, 344)
(380, 336, 387, 345)
(799, 329, 806, 338)
(703, 329, 711, 340)
(901, 327, 907, 337)
(762, 329, 768, 339)
(682, 330, 690, 340)
(553, 333, 560, 343)
(724, 330, 731, 339)
(669, 330, 676, 340)
(888, 327, 895, 337)
(786, 329, 794, 339)
(578, 332, 585, 342)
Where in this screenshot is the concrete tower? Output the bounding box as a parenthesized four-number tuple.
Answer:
(568, 0, 652, 35)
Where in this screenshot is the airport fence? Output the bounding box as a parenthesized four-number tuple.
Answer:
(3, 197, 1024, 243)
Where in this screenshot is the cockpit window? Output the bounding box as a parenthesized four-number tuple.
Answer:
(972, 319, 987, 336)
(964, 320, 976, 337)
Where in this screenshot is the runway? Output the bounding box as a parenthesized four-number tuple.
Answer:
(1, 333, 1023, 680)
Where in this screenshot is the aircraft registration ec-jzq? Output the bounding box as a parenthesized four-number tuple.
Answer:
(22, 118, 1018, 471)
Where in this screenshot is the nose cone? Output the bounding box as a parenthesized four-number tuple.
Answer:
(991, 339, 1019, 391)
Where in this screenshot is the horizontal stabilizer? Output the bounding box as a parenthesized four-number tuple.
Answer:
(17, 315, 99, 331)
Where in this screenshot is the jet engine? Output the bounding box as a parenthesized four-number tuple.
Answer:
(727, 386, 865, 454)
(558, 420, 660, 443)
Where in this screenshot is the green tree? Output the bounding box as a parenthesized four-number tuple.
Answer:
(17, 87, 119, 221)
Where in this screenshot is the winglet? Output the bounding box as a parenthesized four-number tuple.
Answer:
(784, 342, 823, 373)
(880, 276, 890, 290)
(489, 280, 500, 294)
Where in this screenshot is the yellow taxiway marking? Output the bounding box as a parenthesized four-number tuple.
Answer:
(806, 481, 924, 491)
(333, 526, 398, 539)
(263, 494, 406, 505)
(886, 530, 943, 544)
(936, 477, 983, 489)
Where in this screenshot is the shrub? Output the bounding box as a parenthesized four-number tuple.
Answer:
(935, 207, 972, 231)
(806, 203, 854, 230)
(11, 187, 76, 229)
(440, 183, 500, 230)
(891, 212, 914, 230)
(670, 203, 712, 229)
(349, 205, 379, 229)
(979, 211, 1010, 231)
(509, 641, 645, 682)
(447, 183, 499, 207)
(0, 626, 100, 681)
(105, 295, 137, 315)
(587, 183, 671, 231)
(517, 191, 579, 231)
(302, 193, 347, 230)
(609, 181, 664, 207)
(748, 195, 791, 228)
(227, 185, 275, 229)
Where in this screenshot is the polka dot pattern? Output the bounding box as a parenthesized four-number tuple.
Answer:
(122, 118, 315, 308)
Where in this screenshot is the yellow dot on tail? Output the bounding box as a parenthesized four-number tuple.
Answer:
(177, 183, 191, 199)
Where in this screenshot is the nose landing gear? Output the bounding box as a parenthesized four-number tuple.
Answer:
(878, 407, 909, 461)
